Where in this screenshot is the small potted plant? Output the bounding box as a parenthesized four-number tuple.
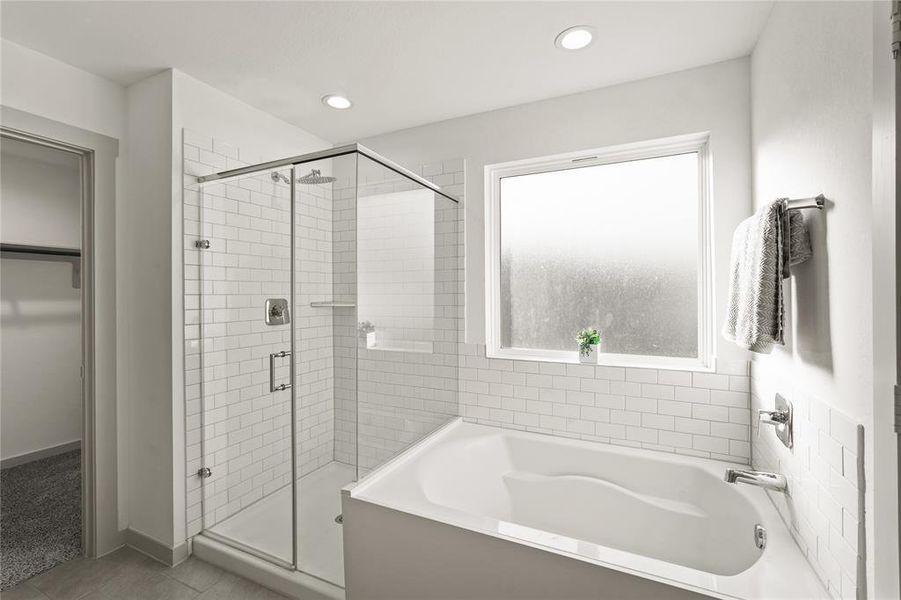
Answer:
(576, 327, 601, 364)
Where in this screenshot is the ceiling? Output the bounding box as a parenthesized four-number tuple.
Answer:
(1, 1, 773, 142)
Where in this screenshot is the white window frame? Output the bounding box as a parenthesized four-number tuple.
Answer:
(484, 132, 714, 371)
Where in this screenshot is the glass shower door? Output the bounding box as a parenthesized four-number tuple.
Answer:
(292, 154, 357, 587)
(195, 168, 296, 568)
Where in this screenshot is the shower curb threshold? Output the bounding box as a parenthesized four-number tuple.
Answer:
(192, 534, 344, 600)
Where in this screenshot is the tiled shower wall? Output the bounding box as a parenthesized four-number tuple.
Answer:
(184, 133, 342, 537)
(293, 170, 336, 476)
(334, 158, 465, 472)
(459, 347, 752, 464)
(183, 131, 294, 535)
(357, 188, 437, 346)
(184, 135, 465, 534)
(751, 367, 864, 600)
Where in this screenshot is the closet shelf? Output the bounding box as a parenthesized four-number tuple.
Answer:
(309, 301, 356, 308)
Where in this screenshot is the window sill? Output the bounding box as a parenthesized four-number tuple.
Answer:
(486, 347, 715, 373)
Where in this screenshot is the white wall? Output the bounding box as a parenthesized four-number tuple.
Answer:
(358, 57, 753, 369)
(870, 2, 899, 597)
(0, 40, 126, 140)
(0, 141, 82, 248)
(1, 140, 83, 461)
(1, 260, 82, 460)
(123, 69, 176, 548)
(750, 2, 896, 598)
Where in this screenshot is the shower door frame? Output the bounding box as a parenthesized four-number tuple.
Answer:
(195, 165, 299, 570)
(195, 143, 459, 206)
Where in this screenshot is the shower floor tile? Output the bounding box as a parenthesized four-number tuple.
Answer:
(206, 461, 355, 587)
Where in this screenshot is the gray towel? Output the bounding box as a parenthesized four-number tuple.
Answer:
(723, 200, 812, 353)
(782, 203, 813, 275)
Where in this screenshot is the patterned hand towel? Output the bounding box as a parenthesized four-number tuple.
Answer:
(782, 205, 813, 276)
(723, 200, 812, 353)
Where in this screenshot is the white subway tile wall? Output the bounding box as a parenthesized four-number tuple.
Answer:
(184, 133, 465, 534)
(357, 188, 436, 347)
(460, 345, 752, 464)
(331, 166, 358, 467)
(751, 368, 864, 600)
(336, 158, 464, 472)
(184, 133, 295, 535)
(294, 165, 338, 476)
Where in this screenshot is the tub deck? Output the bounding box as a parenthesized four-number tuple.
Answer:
(342, 418, 827, 600)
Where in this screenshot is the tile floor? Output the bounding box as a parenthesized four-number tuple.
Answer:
(2, 546, 290, 600)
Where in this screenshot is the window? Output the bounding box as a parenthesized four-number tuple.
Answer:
(485, 133, 712, 369)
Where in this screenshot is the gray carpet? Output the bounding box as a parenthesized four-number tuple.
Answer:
(1, 450, 82, 590)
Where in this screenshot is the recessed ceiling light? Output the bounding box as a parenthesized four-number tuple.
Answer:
(322, 94, 352, 110)
(555, 26, 595, 51)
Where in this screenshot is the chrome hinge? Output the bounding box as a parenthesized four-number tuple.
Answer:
(892, 0, 901, 59)
(195, 239, 211, 249)
(894, 386, 901, 433)
(197, 467, 212, 479)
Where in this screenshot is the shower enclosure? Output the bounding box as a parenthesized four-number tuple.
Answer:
(185, 144, 461, 589)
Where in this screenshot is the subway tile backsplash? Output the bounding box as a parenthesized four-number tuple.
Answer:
(751, 366, 864, 600)
(459, 344, 752, 464)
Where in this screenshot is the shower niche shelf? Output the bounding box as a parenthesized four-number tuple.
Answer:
(309, 301, 356, 308)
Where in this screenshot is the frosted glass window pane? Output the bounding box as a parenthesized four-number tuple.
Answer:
(499, 152, 699, 358)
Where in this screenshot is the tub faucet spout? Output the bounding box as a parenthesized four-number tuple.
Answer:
(724, 468, 787, 492)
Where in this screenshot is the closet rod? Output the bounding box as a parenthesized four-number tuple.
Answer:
(0, 243, 80, 258)
(0, 243, 82, 288)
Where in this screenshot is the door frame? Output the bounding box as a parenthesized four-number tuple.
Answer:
(1, 107, 121, 558)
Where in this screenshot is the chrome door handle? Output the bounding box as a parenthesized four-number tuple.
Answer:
(269, 350, 292, 392)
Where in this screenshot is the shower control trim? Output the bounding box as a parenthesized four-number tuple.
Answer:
(269, 350, 293, 392)
(265, 298, 290, 326)
(757, 394, 793, 449)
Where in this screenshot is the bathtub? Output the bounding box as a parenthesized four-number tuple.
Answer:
(341, 419, 827, 600)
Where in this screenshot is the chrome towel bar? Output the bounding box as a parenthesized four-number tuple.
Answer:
(781, 194, 825, 211)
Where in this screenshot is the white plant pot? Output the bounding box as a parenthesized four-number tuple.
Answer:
(579, 344, 598, 364)
(365, 331, 377, 349)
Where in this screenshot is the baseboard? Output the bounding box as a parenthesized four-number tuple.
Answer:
(1, 440, 82, 469)
(125, 528, 189, 567)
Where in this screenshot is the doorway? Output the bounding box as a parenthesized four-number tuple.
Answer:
(0, 132, 91, 589)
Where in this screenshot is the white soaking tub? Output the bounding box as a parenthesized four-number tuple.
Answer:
(341, 419, 827, 600)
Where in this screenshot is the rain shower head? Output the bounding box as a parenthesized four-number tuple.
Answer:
(297, 169, 336, 185)
(271, 169, 335, 185)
